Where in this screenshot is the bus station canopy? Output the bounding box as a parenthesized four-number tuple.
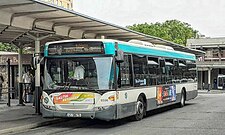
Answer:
(0, 0, 204, 56)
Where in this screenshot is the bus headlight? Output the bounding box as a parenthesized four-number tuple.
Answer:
(43, 104, 56, 110)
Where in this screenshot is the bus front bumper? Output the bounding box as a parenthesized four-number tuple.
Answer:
(41, 105, 117, 121)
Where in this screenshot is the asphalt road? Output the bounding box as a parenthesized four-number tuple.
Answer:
(10, 92, 225, 135)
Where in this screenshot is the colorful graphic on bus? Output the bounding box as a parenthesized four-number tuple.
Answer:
(156, 85, 176, 105)
(53, 92, 94, 104)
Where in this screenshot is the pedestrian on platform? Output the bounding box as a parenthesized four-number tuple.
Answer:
(22, 70, 33, 102)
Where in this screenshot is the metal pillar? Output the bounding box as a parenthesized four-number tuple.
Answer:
(35, 38, 41, 114)
(7, 59, 10, 107)
(27, 33, 52, 114)
(197, 68, 203, 90)
(18, 48, 23, 85)
(17, 47, 25, 106)
(208, 68, 211, 91)
(200, 70, 203, 90)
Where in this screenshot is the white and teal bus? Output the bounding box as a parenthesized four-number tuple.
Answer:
(41, 39, 197, 121)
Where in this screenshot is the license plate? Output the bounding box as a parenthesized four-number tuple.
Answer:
(66, 113, 82, 117)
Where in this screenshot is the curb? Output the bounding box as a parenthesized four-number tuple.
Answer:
(0, 118, 67, 134)
(198, 91, 225, 94)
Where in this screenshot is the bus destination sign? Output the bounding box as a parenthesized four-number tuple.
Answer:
(48, 42, 104, 55)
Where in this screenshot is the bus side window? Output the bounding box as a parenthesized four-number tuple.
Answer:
(147, 57, 159, 86)
(165, 59, 174, 84)
(172, 59, 180, 82)
(133, 55, 148, 87)
(179, 60, 187, 82)
(159, 58, 166, 84)
(118, 55, 132, 88)
(185, 60, 197, 83)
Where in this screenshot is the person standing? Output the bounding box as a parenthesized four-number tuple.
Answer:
(74, 62, 85, 80)
(22, 70, 32, 102)
(0, 73, 4, 100)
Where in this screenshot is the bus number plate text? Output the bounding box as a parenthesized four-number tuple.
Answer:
(66, 113, 82, 118)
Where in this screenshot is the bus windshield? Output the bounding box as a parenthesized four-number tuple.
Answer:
(44, 57, 114, 90)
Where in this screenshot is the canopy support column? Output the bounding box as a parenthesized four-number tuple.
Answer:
(208, 68, 212, 91)
(28, 33, 52, 114)
(34, 38, 41, 114)
(17, 45, 25, 106)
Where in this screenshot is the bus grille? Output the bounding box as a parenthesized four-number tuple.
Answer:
(59, 104, 89, 110)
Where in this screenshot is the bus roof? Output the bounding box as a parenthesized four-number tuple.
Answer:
(45, 39, 119, 45)
(113, 40, 196, 61)
(45, 39, 196, 61)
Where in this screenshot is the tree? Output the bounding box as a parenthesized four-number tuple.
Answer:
(127, 20, 198, 46)
(0, 42, 18, 52)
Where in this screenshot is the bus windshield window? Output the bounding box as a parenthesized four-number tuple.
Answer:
(44, 57, 114, 90)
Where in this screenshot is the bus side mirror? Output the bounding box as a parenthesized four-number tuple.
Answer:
(31, 53, 44, 70)
(31, 54, 37, 70)
(115, 50, 124, 63)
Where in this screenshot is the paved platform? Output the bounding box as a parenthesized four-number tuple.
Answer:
(198, 89, 225, 94)
(0, 99, 65, 134)
(0, 90, 224, 134)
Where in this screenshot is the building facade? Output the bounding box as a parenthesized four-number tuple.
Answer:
(42, 0, 73, 10)
(0, 52, 32, 99)
(187, 38, 225, 90)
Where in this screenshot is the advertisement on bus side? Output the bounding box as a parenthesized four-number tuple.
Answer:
(156, 85, 176, 105)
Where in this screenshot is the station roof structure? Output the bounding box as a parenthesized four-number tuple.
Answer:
(0, 0, 204, 56)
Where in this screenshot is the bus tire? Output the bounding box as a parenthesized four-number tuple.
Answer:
(179, 90, 186, 107)
(131, 96, 146, 121)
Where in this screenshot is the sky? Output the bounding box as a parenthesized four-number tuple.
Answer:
(73, 0, 225, 38)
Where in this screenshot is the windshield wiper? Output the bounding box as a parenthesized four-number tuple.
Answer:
(46, 85, 104, 95)
(86, 87, 103, 94)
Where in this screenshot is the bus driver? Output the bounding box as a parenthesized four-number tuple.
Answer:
(73, 62, 85, 80)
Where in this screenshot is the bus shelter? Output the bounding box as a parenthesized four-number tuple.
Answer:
(0, 0, 204, 113)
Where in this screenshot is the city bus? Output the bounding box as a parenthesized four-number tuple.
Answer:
(41, 39, 197, 121)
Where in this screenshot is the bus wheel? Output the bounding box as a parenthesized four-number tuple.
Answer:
(132, 96, 145, 121)
(179, 91, 185, 107)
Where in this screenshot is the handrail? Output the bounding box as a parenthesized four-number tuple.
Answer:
(0, 87, 15, 107)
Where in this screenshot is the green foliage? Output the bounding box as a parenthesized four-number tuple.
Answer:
(0, 42, 18, 52)
(127, 20, 198, 46)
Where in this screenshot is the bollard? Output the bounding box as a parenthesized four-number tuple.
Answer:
(7, 59, 10, 107)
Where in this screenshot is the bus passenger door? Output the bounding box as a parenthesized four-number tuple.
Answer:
(116, 54, 134, 119)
